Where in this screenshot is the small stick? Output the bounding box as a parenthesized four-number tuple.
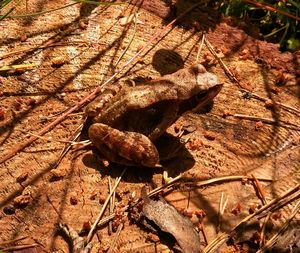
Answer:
(186, 189, 191, 209)
(96, 213, 115, 227)
(251, 174, 269, 247)
(188, 175, 272, 187)
(0, 42, 88, 60)
(108, 176, 113, 235)
(46, 194, 62, 219)
(96, 175, 272, 228)
(114, 13, 138, 67)
(108, 176, 116, 235)
(256, 200, 300, 253)
(205, 38, 300, 115)
(204, 38, 240, 85)
(0, 63, 37, 71)
(148, 174, 182, 197)
(7, 1, 123, 18)
(243, 0, 300, 21)
(217, 192, 224, 233)
(96, 174, 183, 227)
(107, 222, 124, 253)
(16, 126, 89, 145)
(250, 94, 300, 115)
(252, 174, 267, 205)
(40, 111, 85, 121)
(96, 175, 273, 232)
(260, 213, 272, 247)
(0, 244, 38, 251)
(59, 223, 93, 253)
(232, 114, 277, 124)
(237, 184, 299, 229)
(196, 34, 205, 63)
(87, 168, 126, 243)
(0, 236, 28, 246)
(217, 192, 228, 233)
(125, 242, 166, 252)
(232, 114, 300, 131)
(260, 192, 300, 220)
(200, 222, 209, 246)
(0, 0, 22, 21)
(204, 184, 300, 253)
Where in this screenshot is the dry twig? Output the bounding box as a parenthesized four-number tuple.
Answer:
(217, 192, 228, 233)
(59, 223, 92, 253)
(96, 175, 272, 229)
(0, 42, 87, 60)
(0, 236, 28, 246)
(0, 244, 39, 251)
(256, 200, 300, 253)
(251, 174, 269, 247)
(87, 168, 126, 243)
(252, 174, 267, 205)
(108, 176, 116, 235)
(204, 184, 300, 253)
(232, 114, 300, 131)
(200, 222, 209, 246)
(196, 34, 205, 63)
(96, 174, 183, 228)
(205, 38, 300, 116)
(0, 63, 37, 71)
(114, 13, 138, 67)
(107, 223, 124, 253)
(186, 175, 272, 187)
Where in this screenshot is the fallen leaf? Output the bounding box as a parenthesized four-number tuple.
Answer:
(141, 188, 201, 253)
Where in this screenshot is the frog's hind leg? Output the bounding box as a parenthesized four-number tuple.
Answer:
(89, 123, 160, 167)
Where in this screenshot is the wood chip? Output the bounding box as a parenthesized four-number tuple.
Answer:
(203, 130, 216, 140)
(14, 195, 31, 208)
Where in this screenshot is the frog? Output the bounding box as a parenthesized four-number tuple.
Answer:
(86, 64, 222, 167)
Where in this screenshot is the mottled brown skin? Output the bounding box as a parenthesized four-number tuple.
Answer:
(86, 64, 222, 167)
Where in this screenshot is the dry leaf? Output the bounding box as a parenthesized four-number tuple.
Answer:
(141, 188, 201, 253)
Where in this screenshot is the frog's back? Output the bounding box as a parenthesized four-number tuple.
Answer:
(92, 83, 178, 136)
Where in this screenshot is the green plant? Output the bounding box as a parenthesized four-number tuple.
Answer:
(217, 0, 300, 51)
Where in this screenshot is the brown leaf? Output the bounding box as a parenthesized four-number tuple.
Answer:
(141, 188, 201, 253)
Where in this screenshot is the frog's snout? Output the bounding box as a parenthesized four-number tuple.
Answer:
(197, 72, 220, 90)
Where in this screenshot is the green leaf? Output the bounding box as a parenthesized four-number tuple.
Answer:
(287, 38, 300, 51)
(288, 0, 300, 10)
(0, 0, 14, 9)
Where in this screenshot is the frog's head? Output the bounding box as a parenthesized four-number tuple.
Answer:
(190, 64, 222, 111)
(169, 64, 222, 112)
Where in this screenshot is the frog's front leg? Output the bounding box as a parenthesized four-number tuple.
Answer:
(88, 123, 160, 167)
(148, 101, 179, 141)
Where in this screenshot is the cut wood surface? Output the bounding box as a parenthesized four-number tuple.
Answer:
(0, 1, 299, 252)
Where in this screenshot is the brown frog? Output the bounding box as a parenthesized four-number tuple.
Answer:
(86, 64, 222, 167)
